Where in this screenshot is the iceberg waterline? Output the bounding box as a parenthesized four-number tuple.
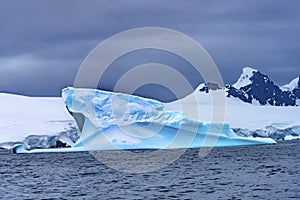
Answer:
(13, 87, 275, 153)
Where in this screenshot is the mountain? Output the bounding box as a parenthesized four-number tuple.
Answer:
(281, 76, 300, 100)
(199, 67, 300, 106)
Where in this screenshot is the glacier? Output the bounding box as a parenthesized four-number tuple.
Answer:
(0, 93, 75, 143)
(13, 87, 275, 153)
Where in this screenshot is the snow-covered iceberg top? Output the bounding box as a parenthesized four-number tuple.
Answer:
(61, 87, 237, 137)
(62, 87, 177, 130)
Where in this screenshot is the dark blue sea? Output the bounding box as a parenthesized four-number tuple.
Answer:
(0, 140, 299, 199)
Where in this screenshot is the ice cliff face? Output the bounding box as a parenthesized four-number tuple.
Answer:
(22, 128, 78, 150)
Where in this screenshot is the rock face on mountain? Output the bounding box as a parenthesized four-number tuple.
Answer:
(199, 67, 300, 106)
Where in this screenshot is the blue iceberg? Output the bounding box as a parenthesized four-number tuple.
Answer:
(13, 87, 276, 153)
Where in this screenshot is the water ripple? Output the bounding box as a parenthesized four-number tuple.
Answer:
(0, 140, 299, 199)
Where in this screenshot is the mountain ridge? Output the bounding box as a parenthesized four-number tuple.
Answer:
(199, 67, 300, 106)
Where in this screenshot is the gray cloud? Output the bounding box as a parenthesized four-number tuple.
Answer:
(0, 0, 299, 100)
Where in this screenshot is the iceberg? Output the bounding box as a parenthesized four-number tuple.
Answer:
(13, 87, 276, 153)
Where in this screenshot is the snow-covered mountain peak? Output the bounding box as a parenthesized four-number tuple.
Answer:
(232, 67, 258, 89)
(198, 66, 300, 106)
(242, 66, 258, 74)
(281, 76, 300, 91)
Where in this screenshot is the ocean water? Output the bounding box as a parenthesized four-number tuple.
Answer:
(0, 141, 299, 199)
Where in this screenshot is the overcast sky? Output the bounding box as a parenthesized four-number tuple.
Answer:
(0, 0, 299, 100)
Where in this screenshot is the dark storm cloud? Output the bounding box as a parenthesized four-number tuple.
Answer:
(0, 0, 299, 98)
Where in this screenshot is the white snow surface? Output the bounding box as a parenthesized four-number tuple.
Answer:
(232, 67, 258, 89)
(166, 88, 300, 132)
(0, 93, 74, 143)
(284, 135, 300, 141)
(281, 77, 299, 91)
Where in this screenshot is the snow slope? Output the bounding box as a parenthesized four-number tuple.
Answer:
(0, 93, 74, 144)
(166, 86, 300, 139)
(281, 77, 300, 91)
